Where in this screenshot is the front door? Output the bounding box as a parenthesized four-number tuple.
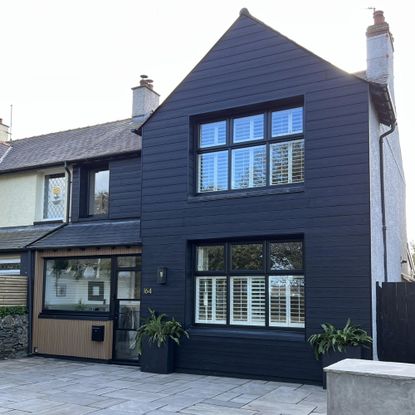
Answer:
(113, 255, 141, 363)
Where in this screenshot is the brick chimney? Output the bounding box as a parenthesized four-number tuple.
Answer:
(0, 118, 9, 141)
(366, 10, 395, 101)
(132, 75, 160, 121)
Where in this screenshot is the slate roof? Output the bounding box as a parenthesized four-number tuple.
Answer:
(0, 118, 142, 173)
(30, 219, 141, 249)
(0, 223, 62, 251)
(0, 142, 11, 161)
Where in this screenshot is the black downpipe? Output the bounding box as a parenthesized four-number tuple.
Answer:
(27, 250, 33, 355)
(64, 161, 72, 223)
(379, 122, 397, 283)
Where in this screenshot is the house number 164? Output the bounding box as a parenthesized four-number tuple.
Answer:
(144, 288, 152, 295)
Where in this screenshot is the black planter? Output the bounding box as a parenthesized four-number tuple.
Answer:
(140, 337, 175, 374)
(321, 346, 362, 389)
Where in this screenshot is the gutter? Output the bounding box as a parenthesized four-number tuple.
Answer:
(379, 122, 397, 282)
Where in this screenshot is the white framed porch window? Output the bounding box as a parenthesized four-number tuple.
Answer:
(230, 276, 265, 326)
(195, 276, 227, 324)
(269, 275, 304, 328)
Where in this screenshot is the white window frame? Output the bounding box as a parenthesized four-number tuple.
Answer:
(195, 276, 227, 324)
(230, 276, 266, 326)
(269, 275, 304, 328)
(0, 257, 21, 276)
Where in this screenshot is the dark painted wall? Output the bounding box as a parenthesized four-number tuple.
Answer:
(71, 155, 141, 221)
(140, 14, 371, 383)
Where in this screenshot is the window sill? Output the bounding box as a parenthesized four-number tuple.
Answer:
(38, 312, 111, 321)
(77, 215, 109, 222)
(188, 184, 304, 203)
(33, 220, 64, 225)
(188, 326, 305, 342)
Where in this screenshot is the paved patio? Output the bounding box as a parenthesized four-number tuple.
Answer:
(0, 357, 326, 414)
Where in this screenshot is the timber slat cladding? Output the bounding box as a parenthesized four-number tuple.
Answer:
(32, 247, 141, 360)
(0, 275, 27, 306)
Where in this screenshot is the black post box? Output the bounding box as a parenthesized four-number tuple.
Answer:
(91, 325, 105, 342)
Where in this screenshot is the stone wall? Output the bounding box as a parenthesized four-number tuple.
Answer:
(0, 314, 28, 359)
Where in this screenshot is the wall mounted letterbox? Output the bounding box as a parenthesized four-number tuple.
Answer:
(91, 325, 105, 342)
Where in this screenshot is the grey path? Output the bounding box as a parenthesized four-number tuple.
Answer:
(0, 357, 326, 415)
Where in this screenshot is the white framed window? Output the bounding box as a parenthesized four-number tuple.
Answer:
(233, 114, 264, 143)
(269, 276, 304, 328)
(198, 151, 228, 193)
(43, 174, 66, 220)
(230, 276, 265, 326)
(270, 139, 304, 185)
(195, 276, 227, 324)
(232, 145, 266, 189)
(271, 107, 303, 137)
(0, 257, 21, 276)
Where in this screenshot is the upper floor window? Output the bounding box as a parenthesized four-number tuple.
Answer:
(43, 174, 66, 220)
(194, 240, 304, 328)
(88, 167, 109, 216)
(197, 107, 304, 194)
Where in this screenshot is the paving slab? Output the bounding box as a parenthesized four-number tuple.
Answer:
(0, 357, 326, 415)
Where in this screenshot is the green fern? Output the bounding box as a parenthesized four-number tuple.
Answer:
(135, 309, 189, 355)
(308, 319, 372, 360)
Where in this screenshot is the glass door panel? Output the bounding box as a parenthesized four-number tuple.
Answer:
(113, 255, 141, 363)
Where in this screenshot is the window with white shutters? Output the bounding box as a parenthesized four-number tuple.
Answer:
(230, 276, 265, 326)
(269, 276, 304, 328)
(198, 151, 228, 193)
(232, 146, 266, 189)
(196, 104, 304, 194)
(233, 114, 264, 143)
(194, 240, 304, 329)
(270, 140, 304, 185)
(271, 107, 303, 137)
(196, 277, 227, 324)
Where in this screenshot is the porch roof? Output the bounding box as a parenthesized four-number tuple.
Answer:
(0, 223, 61, 252)
(29, 219, 141, 249)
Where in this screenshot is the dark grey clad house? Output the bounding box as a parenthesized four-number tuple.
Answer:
(0, 10, 409, 383)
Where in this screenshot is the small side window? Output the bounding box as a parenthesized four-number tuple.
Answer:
(44, 174, 66, 220)
(88, 168, 110, 216)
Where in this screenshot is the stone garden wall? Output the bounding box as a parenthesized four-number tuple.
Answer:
(0, 313, 28, 359)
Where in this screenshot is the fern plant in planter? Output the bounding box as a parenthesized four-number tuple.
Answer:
(308, 319, 372, 388)
(135, 309, 189, 374)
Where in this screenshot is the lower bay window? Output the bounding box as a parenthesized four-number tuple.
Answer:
(194, 240, 304, 329)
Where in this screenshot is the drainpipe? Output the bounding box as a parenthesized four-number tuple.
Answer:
(64, 161, 72, 223)
(27, 250, 33, 355)
(379, 122, 397, 282)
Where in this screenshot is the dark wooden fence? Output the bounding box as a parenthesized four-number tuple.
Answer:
(377, 282, 415, 363)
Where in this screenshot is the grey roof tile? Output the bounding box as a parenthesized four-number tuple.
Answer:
(30, 219, 141, 249)
(0, 223, 62, 251)
(0, 118, 142, 173)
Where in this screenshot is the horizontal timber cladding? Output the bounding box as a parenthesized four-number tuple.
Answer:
(71, 155, 141, 222)
(32, 247, 141, 360)
(140, 13, 372, 382)
(0, 276, 27, 306)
